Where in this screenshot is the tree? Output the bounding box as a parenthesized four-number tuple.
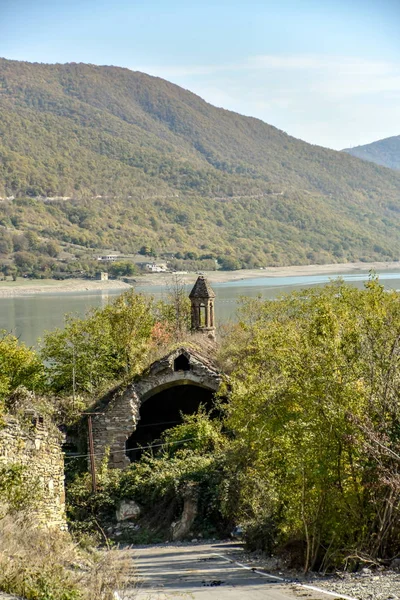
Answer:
(13, 251, 36, 272)
(0, 332, 45, 402)
(41, 290, 156, 394)
(217, 256, 241, 271)
(222, 278, 400, 569)
(108, 261, 137, 278)
(139, 246, 156, 257)
(161, 274, 191, 337)
(43, 240, 60, 258)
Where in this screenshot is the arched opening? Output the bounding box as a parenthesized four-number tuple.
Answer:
(199, 304, 206, 327)
(125, 384, 215, 462)
(174, 354, 190, 372)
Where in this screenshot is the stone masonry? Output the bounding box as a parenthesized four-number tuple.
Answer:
(91, 347, 222, 469)
(0, 414, 67, 530)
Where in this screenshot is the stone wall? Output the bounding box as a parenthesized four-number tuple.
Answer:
(0, 414, 67, 530)
(91, 347, 222, 469)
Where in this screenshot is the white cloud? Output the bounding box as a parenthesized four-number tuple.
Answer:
(132, 54, 400, 148)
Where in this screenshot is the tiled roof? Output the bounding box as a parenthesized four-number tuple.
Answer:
(189, 276, 216, 299)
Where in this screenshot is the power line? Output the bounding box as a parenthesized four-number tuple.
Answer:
(63, 436, 198, 461)
(135, 419, 181, 428)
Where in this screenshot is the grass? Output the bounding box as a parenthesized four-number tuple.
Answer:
(0, 510, 134, 600)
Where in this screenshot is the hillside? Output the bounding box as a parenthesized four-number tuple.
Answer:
(1, 57, 400, 269)
(343, 135, 400, 171)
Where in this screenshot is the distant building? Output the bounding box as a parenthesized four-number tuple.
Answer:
(96, 271, 109, 281)
(145, 263, 168, 273)
(97, 255, 119, 262)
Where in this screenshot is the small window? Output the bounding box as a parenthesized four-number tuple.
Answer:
(199, 304, 206, 327)
(174, 354, 190, 371)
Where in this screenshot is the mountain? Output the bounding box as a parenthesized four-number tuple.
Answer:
(1, 57, 400, 268)
(343, 136, 400, 171)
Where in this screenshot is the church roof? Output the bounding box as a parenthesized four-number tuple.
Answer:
(189, 275, 216, 299)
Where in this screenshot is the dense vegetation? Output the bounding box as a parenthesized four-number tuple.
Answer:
(1, 58, 400, 269)
(3, 279, 400, 581)
(344, 135, 400, 171)
(64, 279, 400, 572)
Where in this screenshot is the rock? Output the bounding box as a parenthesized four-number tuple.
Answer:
(116, 499, 141, 522)
(391, 558, 400, 571)
(171, 483, 199, 541)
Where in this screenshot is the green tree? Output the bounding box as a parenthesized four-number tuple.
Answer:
(41, 290, 156, 394)
(13, 251, 36, 272)
(108, 261, 137, 278)
(222, 278, 400, 569)
(0, 332, 45, 403)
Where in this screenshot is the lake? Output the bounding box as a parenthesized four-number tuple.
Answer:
(2, 270, 400, 348)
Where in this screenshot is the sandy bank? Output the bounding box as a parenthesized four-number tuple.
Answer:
(0, 279, 132, 298)
(0, 261, 398, 298)
(133, 261, 400, 287)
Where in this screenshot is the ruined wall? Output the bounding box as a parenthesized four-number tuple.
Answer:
(91, 385, 141, 469)
(91, 347, 222, 469)
(0, 415, 67, 530)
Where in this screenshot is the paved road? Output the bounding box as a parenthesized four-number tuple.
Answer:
(126, 542, 338, 600)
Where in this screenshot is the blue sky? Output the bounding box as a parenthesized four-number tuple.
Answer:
(1, 0, 399, 149)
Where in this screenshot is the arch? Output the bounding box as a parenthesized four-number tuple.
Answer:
(135, 361, 220, 404)
(125, 383, 216, 462)
(91, 347, 222, 469)
(139, 377, 218, 404)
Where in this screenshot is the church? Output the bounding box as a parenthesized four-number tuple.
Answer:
(90, 276, 222, 469)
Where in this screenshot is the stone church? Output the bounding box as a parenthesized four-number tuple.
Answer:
(91, 276, 222, 469)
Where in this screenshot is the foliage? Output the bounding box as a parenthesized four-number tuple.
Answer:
(41, 290, 159, 395)
(108, 260, 137, 278)
(1, 58, 400, 269)
(66, 412, 232, 540)
(0, 332, 45, 406)
(0, 464, 39, 515)
(0, 512, 130, 600)
(221, 277, 400, 569)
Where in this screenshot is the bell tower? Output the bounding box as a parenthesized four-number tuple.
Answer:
(189, 276, 216, 339)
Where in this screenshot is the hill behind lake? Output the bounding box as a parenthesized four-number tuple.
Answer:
(1, 58, 400, 267)
(343, 135, 400, 171)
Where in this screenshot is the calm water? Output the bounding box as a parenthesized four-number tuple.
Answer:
(2, 270, 400, 348)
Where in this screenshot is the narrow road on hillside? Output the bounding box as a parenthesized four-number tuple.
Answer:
(124, 542, 354, 600)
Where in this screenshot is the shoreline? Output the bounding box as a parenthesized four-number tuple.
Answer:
(133, 260, 400, 287)
(0, 279, 132, 298)
(0, 261, 399, 298)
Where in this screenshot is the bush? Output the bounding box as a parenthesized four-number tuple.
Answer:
(66, 412, 234, 541)
(0, 513, 130, 600)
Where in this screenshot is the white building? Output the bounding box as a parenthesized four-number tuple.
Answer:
(97, 255, 119, 262)
(146, 263, 168, 273)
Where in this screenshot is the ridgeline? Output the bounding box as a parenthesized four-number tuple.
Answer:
(1, 58, 400, 267)
(343, 134, 400, 171)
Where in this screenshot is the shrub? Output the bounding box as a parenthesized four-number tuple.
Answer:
(0, 513, 130, 600)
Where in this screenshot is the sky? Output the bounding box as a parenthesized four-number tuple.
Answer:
(1, 0, 399, 149)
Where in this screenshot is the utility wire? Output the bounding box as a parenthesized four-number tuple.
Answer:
(63, 436, 198, 461)
(135, 419, 181, 428)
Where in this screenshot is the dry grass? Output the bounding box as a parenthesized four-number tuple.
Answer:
(0, 510, 134, 600)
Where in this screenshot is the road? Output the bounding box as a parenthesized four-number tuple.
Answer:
(125, 542, 352, 600)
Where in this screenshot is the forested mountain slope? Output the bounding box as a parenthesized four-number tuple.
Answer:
(343, 135, 400, 171)
(1, 57, 400, 267)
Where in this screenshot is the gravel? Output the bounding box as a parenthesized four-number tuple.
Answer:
(224, 546, 400, 600)
(308, 569, 400, 600)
